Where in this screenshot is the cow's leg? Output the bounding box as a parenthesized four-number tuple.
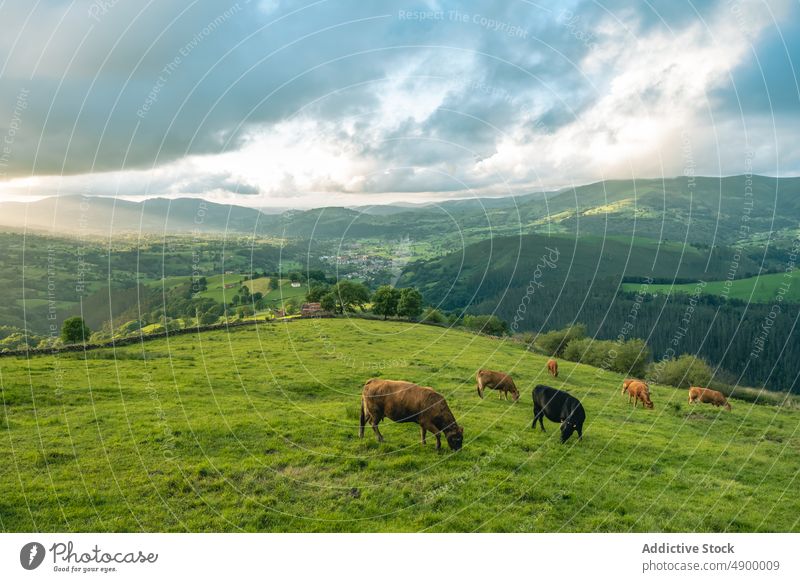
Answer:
(420, 425, 427, 445)
(371, 420, 384, 443)
(477, 379, 484, 399)
(533, 403, 546, 431)
(504, 390, 509, 400)
(435, 432, 442, 451)
(359, 401, 366, 438)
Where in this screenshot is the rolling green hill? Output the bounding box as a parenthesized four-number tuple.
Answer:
(4, 176, 799, 247)
(399, 232, 800, 392)
(622, 270, 800, 303)
(1, 319, 798, 532)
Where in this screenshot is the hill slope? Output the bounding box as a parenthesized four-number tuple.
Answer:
(1, 319, 798, 532)
(400, 233, 800, 392)
(4, 175, 799, 245)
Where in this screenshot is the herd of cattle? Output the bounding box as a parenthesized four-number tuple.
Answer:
(359, 358, 733, 450)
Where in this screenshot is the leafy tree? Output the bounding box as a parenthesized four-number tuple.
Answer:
(288, 271, 302, 283)
(268, 277, 280, 291)
(285, 298, 300, 315)
(320, 292, 338, 313)
(237, 305, 254, 319)
(397, 287, 423, 319)
(307, 269, 327, 282)
(372, 286, 400, 319)
(199, 311, 219, 326)
(306, 283, 330, 302)
(61, 317, 91, 344)
(192, 276, 208, 294)
(252, 292, 263, 301)
(335, 281, 370, 313)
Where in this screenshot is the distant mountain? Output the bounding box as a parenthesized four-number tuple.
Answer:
(2, 175, 798, 244)
(0, 196, 265, 235)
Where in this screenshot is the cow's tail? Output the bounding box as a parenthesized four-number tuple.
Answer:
(359, 395, 366, 438)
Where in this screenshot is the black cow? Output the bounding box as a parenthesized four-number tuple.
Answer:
(531, 384, 585, 443)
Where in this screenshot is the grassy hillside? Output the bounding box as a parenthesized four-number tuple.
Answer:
(1, 319, 799, 532)
(399, 232, 772, 310)
(622, 269, 800, 303)
(7, 176, 797, 248)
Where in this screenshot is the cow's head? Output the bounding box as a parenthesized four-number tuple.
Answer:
(560, 408, 584, 443)
(560, 421, 577, 443)
(644, 397, 654, 409)
(511, 388, 520, 402)
(445, 425, 464, 451)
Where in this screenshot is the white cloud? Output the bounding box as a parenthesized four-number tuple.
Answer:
(0, 0, 796, 208)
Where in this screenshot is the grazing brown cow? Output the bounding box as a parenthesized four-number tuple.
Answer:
(626, 380, 654, 409)
(688, 387, 731, 411)
(475, 369, 520, 401)
(621, 378, 641, 395)
(360, 379, 464, 451)
(547, 359, 559, 377)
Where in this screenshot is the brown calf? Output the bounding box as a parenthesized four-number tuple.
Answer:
(547, 359, 559, 377)
(688, 387, 731, 411)
(626, 380, 654, 409)
(476, 369, 520, 401)
(360, 379, 464, 450)
(621, 378, 641, 395)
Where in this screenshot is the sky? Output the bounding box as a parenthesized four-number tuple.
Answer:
(0, 0, 798, 208)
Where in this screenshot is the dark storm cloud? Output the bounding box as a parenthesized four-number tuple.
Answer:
(0, 0, 798, 200)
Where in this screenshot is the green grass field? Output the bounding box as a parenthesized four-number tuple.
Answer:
(1, 319, 799, 532)
(623, 270, 799, 303)
(190, 274, 307, 305)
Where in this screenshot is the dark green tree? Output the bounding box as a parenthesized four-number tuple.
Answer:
(61, 317, 91, 344)
(335, 281, 370, 312)
(397, 287, 423, 319)
(320, 292, 338, 313)
(371, 285, 400, 319)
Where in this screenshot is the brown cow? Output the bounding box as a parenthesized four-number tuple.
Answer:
(621, 378, 642, 395)
(626, 380, 653, 409)
(476, 369, 520, 401)
(688, 387, 731, 411)
(360, 379, 464, 451)
(547, 359, 559, 377)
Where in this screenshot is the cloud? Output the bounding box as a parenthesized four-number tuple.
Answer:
(0, 0, 798, 207)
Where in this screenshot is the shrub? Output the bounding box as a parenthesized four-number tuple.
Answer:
(535, 324, 586, 356)
(462, 314, 508, 336)
(563, 336, 650, 377)
(647, 354, 713, 388)
(421, 307, 447, 324)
